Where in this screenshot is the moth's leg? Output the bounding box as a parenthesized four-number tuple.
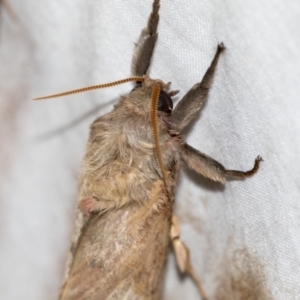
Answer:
(131, 0, 160, 76)
(172, 43, 225, 131)
(170, 215, 208, 300)
(79, 197, 113, 216)
(182, 143, 263, 183)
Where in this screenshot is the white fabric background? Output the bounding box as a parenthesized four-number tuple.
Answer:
(0, 0, 299, 299)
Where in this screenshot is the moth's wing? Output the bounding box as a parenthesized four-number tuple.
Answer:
(61, 208, 87, 283)
(131, 0, 160, 76)
(59, 188, 171, 300)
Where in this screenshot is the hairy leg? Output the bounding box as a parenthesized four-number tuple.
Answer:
(182, 143, 263, 183)
(172, 43, 225, 131)
(170, 215, 208, 300)
(131, 0, 160, 76)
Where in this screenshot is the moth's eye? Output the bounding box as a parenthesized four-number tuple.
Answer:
(158, 90, 173, 115)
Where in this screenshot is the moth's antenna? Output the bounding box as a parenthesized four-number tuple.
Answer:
(150, 83, 167, 186)
(34, 76, 145, 100)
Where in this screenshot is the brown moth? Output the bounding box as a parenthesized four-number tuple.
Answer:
(35, 0, 262, 299)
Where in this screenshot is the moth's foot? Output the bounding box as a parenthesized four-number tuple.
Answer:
(247, 155, 263, 177)
(78, 197, 98, 217)
(218, 42, 226, 51)
(256, 155, 264, 162)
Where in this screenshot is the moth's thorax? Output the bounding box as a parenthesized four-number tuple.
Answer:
(78, 76, 182, 208)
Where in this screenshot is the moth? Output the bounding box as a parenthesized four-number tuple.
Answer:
(35, 0, 262, 299)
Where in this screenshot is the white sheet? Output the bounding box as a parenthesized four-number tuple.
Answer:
(0, 0, 299, 299)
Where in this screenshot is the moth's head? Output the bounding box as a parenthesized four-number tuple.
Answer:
(33, 75, 179, 117)
(129, 75, 178, 116)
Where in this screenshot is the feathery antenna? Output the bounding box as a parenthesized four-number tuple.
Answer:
(150, 83, 167, 186)
(34, 77, 144, 100)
